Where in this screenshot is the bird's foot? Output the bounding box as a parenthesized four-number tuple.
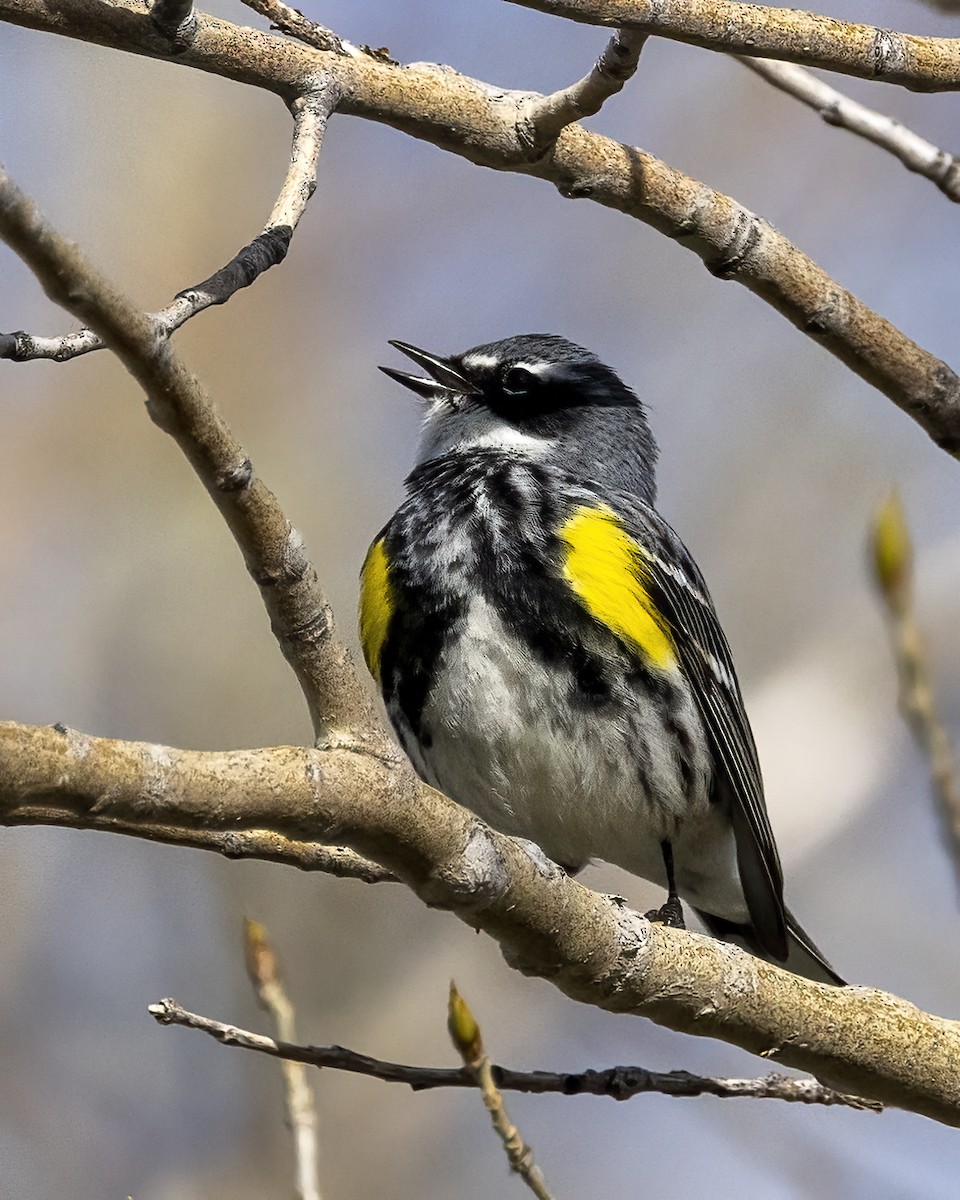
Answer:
(644, 895, 685, 929)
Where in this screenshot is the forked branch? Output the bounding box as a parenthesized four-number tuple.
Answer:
(0, 161, 385, 748)
(0, 85, 336, 363)
(150, 0, 196, 46)
(518, 28, 648, 152)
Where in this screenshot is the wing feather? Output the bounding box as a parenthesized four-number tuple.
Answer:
(581, 494, 788, 958)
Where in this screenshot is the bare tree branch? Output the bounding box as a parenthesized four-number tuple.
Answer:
(518, 28, 648, 151)
(148, 997, 882, 1111)
(871, 494, 960, 884)
(57, 817, 392, 881)
(2, 0, 958, 455)
(448, 982, 555, 1200)
(508, 0, 960, 92)
(3, 720, 960, 1123)
(1, 87, 332, 363)
(740, 58, 960, 203)
(0, 160, 388, 749)
(245, 921, 323, 1200)
(240, 0, 364, 58)
(0, 735, 391, 879)
(217, 836, 393, 882)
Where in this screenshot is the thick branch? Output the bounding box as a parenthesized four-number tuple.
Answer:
(1, 87, 331, 363)
(149, 998, 881, 1111)
(0, 163, 387, 748)
(2, 0, 958, 454)
(740, 58, 960, 203)
(2, 720, 960, 1125)
(508, 0, 960, 92)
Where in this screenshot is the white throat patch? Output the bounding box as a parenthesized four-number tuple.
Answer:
(416, 403, 553, 465)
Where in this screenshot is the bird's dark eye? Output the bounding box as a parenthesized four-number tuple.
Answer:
(501, 365, 539, 396)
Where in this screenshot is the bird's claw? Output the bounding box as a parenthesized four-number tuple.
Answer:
(644, 896, 686, 929)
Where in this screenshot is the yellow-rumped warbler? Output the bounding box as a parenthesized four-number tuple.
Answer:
(360, 335, 842, 985)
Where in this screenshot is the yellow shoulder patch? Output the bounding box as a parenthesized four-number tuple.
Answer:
(359, 537, 394, 682)
(559, 504, 676, 671)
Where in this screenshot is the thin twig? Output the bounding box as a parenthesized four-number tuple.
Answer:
(519, 29, 647, 152)
(508, 0, 960, 92)
(740, 58, 960, 203)
(240, 0, 365, 58)
(1, 87, 332, 364)
(147, 997, 882, 1112)
(215, 834, 394, 882)
(871, 493, 960, 883)
(448, 983, 555, 1199)
(0, 164, 390, 747)
(245, 921, 322, 1200)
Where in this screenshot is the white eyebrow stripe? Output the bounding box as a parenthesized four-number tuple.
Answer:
(460, 354, 556, 377)
(509, 360, 551, 376)
(462, 352, 499, 370)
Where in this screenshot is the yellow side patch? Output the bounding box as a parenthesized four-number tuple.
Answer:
(559, 505, 676, 670)
(359, 537, 394, 682)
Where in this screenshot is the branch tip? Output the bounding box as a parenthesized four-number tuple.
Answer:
(2, 81, 336, 363)
(872, 497, 960, 885)
(148, 998, 179, 1024)
(740, 57, 960, 203)
(445, 983, 554, 1199)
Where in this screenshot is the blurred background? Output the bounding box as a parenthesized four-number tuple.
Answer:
(2, 1, 960, 1196)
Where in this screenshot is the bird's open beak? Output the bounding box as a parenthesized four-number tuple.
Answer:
(379, 340, 480, 400)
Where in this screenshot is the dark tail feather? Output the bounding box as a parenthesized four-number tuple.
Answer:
(695, 907, 845, 986)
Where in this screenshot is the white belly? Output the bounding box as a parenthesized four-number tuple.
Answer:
(390, 598, 748, 920)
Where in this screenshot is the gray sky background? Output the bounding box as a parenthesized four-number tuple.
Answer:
(2, 1, 960, 1196)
